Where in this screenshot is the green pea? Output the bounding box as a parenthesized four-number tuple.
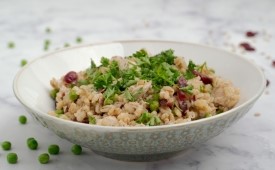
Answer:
(76, 37, 82, 43)
(20, 59, 27, 67)
(150, 101, 159, 111)
(44, 39, 50, 51)
(27, 137, 38, 150)
(55, 109, 64, 115)
(8, 42, 15, 49)
(38, 153, 50, 164)
(45, 27, 51, 33)
(71, 144, 82, 155)
(19, 115, 27, 124)
(69, 90, 79, 101)
(50, 89, 59, 99)
(1, 141, 11, 151)
(64, 43, 70, 47)
(48, 145, 60, 155)
(7, 153, 18, 164)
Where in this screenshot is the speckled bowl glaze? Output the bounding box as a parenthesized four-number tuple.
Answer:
(13, 41, 265, 161)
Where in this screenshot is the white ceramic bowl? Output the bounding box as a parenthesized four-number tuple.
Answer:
(13, 41, 265, 161)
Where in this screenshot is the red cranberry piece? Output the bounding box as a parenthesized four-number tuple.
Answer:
(192, 70, 212, 85)
(64, 71, 78, 84)
(246, 31, 257, 37)
(192, 95, 196, 101)
(178, 76, 187, 87)
(178, 101, 188, 116)
(272, 60, 275, 67)
(239, 42, 255, 51)
(177, 90, 187, 101)
(159, 99, 168, 107)
(200, 75, 212, 85)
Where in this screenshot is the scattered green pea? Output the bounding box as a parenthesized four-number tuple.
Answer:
(27, 137, 38, 150)
(76, 37, 82, 43)
(71, 144, 82, 155)
(1, 141, 11, 151)
(19, 115, 27, 124)
(45, 27, 51, 33)
(48, 144, 60, 155)
(8, 42, 15, 49)
(64, 43, 70, 47)
(7, 153, 18, 164)
(38, 153, 50, 164)
(20, 59, 27, 67)
(44, 39, 51, 51)
(50, 89, 59, 99)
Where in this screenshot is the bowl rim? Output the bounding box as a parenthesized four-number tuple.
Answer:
(13, 40, 266, 131)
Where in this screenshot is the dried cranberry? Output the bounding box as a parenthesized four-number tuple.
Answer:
(192, 95, 196, 101)
(159, 99, 168, 107)
(64, 71, 78, 84)
(246, 31, 257, 37)
(239, 42, 255, 51)
(200, 75, 212, 84)
(177, 90, 187, 101)
(178, 101, 188, 116)
(272, 60, 275, 67)
(266, 79, 270, 87)
(178, 76, 187, 87)
(192, 70, 212, 85)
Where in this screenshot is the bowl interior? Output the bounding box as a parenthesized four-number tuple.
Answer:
(14, 41, 265, 124)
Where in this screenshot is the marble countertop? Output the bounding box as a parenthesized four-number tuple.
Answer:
(0, 0, 274, 169)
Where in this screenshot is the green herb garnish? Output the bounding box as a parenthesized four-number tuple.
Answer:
(88, 116, 96, 124)
(180, 85, 194, 94)
(184, 60, 196, 80)
(136, 112, 161, 126)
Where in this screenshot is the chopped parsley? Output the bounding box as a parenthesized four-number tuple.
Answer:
(124, 88, 143, 102)
(88, 116, 96, 124)
(136, 112, 161, 126)
(180, 85, 194, 94)
(184, 60, 196, 80)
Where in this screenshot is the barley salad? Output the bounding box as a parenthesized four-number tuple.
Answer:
(48, 49, 240, 127)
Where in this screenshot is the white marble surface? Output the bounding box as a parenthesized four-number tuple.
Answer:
(0, 0, 275, 169)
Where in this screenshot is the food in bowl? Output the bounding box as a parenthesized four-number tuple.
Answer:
(48, 49, 240, 127)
